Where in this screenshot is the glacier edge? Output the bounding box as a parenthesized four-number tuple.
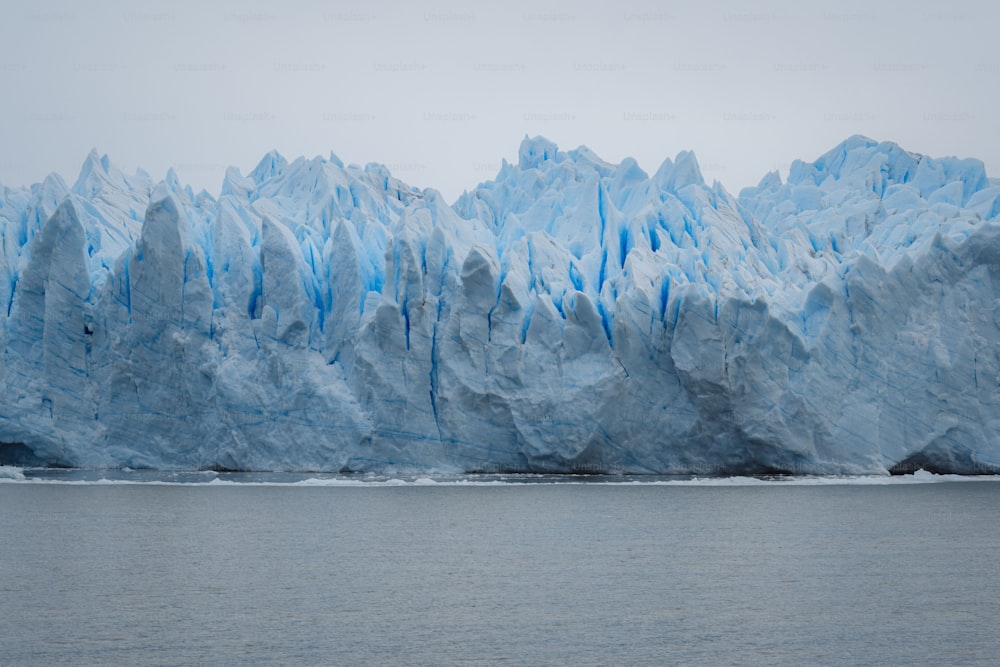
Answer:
(2, 135, 999, 475)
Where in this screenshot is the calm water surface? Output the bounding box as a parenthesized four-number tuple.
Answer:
(2, 476, 999, 665)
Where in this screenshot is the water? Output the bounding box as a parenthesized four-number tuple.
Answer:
(2, 471, 1000, 665)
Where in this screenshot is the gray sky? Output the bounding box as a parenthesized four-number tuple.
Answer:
(1, 0, 996, 202)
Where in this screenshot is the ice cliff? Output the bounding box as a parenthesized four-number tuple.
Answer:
(2, 135, 999, 474)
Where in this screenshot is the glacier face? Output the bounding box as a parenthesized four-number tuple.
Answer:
(2, 135, 1000, 474)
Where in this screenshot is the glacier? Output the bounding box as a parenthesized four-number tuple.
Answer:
(2, 135, 1000, 475)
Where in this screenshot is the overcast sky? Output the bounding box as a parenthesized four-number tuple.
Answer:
(1, 0, 996, 202)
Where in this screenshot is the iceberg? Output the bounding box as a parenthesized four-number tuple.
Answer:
(2, 136, 999, 475)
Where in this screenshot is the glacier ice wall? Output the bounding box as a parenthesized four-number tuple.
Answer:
(2, 136, 1000, 474)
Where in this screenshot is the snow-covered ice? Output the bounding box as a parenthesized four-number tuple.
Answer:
(2, 136, 999, 474)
